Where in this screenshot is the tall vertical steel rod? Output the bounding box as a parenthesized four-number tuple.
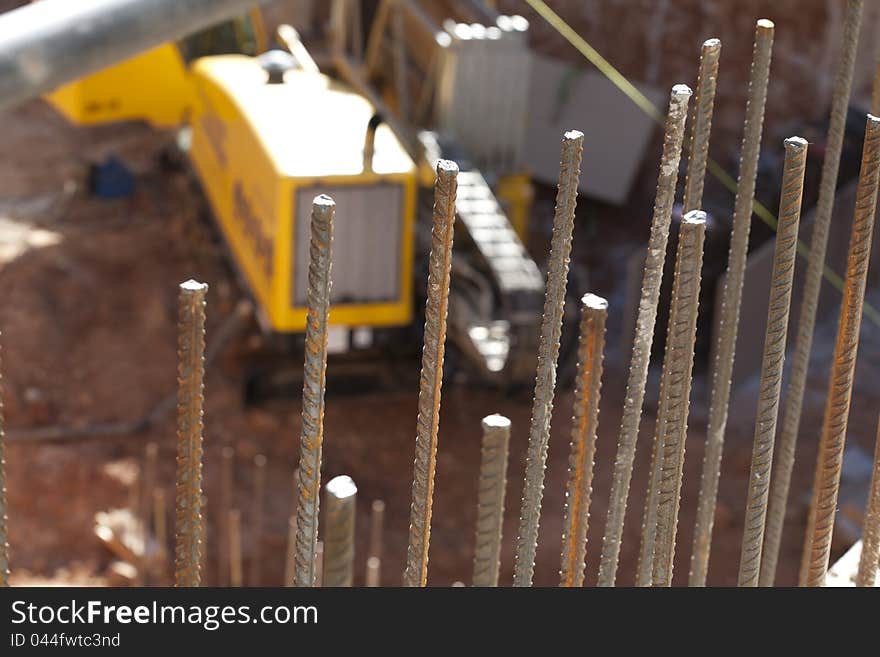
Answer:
(0, 336, 8, 588)
(473, 414, 511, 587)
(249, 454, 267, 586)
(229, 508, 242, 587)
(689, 19, 774, 587)
(174, 279, 207, 588)
(218, 446, 233, 586)
(760, 0, 864, 586)
(513, 130, 584, 587)
(294, 195, 335, 588)
(800, 114, 880, 587)
(597, 85, 692, 587)
(559, 294, 607, 587)
(323, 475, 357, 587)
(856, 414, 880, 586)
(643, 212, 707, 587)
(737, 137, 808, 587)
(682, 38, 722, 214)
(403, 161, 458, 587)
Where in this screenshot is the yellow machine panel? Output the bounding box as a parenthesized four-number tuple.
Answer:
(188, 55, 417, 333)
(47, 44, 192, 127)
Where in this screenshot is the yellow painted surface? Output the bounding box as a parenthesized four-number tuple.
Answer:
(46, 44, 192, 127)
(496, 173, 534, 242)
(189, 55, 417, 333)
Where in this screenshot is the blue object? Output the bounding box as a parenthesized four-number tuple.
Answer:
(89, 156, 136, 199)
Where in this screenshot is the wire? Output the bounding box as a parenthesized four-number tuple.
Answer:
(523, 0, 880, 327)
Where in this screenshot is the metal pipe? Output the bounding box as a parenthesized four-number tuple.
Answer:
(682, 39, 721, 214)
(645, 212, 707, 588)
(800, 114, 880, 587)
(760, 0, 864, 586)
(0, 0, 267, 114)
(404, 161, 458, 587)
(513, 130, 584, 587)
(249, 454, 267, 586)
(737, 137, 807, 587)
(294, 195, 335, 588)
(473, 414, 511, 587)
(174, 280, 207, 588)
(559, 295, 607, 587)
(689, 19, 774, 586)
(598, 85, 692, 587)
(323, 475, 357, 587)
(857, 414, 880, 586)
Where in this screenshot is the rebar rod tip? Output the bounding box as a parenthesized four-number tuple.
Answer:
(581, 293, 608, 310)
(254, 454, 267, 468)
(325, 475, 357, 500)
(756, 18, 775, 32)
(435, 31, 452, 47)
(702, 38, 721, 51)
(482, 414, 511, 431)
(436, 159, 459, 177)
(511, 15, 529, 32)
(784, 136, 809, 152)
(672, 84, 693, 100)
(682, 209, 707, 225)
(563, 129, 585, 143)
(312, 194, 335, 211)
(868, 113, 880, 128)
(180, 279, 208, 293)
(372, 499, 385, 513)
(222, 445, 234, 459)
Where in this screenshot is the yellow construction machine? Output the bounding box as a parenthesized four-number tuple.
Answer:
(42, 1, 552, 388)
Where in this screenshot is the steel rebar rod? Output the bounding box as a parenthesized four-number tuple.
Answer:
(315, 541, 324, 587)
(856, 414, 880, 586)
(688, 20, 774, 587)
(218, 446, 233, 587)
(0, 336, 8, 588)
(294, 195, 335, 588)
(473, 414, 511, 587)
(737, 137, 808, 587)
(597, 85, 692, 587)
(760, 0, 864, 586)
(249, 454, 267, 586)
(174, 280, 207, 588)
(366, 556, 381, 587)
(559, 295, 607, 587)
(323, 475, 358, 587)
(643, 212, 707, 587)
(367, 499, 384, 587)
(800, 114, 880, 587)
(513, 130, 584, 587)
(284, 515, 297, 587)
(682, 39, 722, 214)
(404, 160, 458, 587)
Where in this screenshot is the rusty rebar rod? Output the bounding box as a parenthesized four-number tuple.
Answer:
(199, 493, 208, 584)
(218, 446, 233, 586)
(153, 487, 167, 582)
(142, 443, 158, 536)
(559, 295, 607, 587)
(643, 212, 706, 587)
(369, 499, 385, 562)
(284, 515, 297, 587)
(366, 556, 381, 587)
(760, 0, 864, 587)
(473, 414, 511, 587)
(294, 195, 335, 588)
(856, 414, 880, 586)
(682, 38, 721, 214)
(513, 130, 584, 587)
(249, 454, 267, 586)
(404, 160, 458, 587)
(229, 508, 242, 587)
(800, 114, 880, 587)
(597, 85, 692, 587)
(315, 541, 324, 587)
(689, 20, 774, 587)
(323, 475, 357, 587)
(174, 279, 207, 588)
(737, 137, 807, 587)
(0, 336, 8, 588)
